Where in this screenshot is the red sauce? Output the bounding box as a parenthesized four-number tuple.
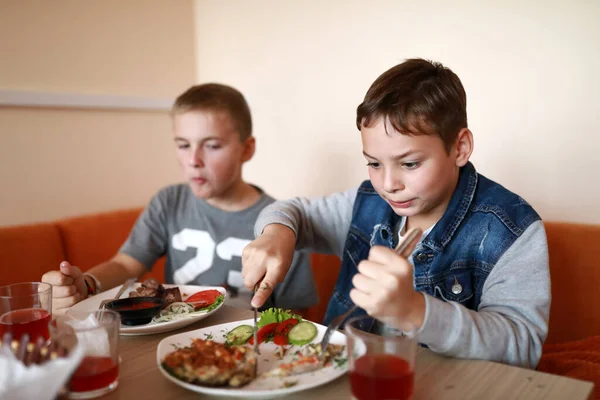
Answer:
(115, 301, 158, 311)
(349, 354, 414, 400)
(0, 308, 51, 341)
(69, 356, 119, 392)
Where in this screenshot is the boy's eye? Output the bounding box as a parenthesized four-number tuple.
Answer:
(402, 162, 420, 170)
(366, 162, 381, 169)
(177, 144, 190, 150)
(205, 143, 222, 150)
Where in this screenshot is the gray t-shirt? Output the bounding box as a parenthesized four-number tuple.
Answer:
(120, 184, 317, 310)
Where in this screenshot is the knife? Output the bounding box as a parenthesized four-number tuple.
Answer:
(252, 283, 260, 356)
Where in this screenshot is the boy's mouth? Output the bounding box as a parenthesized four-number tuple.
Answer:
(388, 199, 414, 208)
(191, 177, 207, 184)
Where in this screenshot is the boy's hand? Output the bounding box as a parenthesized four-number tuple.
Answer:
(41, 261, 88, 314)
(241, 224, 296, 308)
(350, 245, 426, 332)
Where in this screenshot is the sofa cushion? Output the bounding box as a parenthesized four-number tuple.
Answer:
(0, 222, 65, 287)
(56, 208, 166, 283)
(306, 253, 341, 323)
(545, 221, 600, 344)
(3, 207, 598, 344)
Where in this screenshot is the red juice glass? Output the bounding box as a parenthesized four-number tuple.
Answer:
(345, 316, 417, 400)
(57, 309, 121, 399)
(0, 282, 52, 342)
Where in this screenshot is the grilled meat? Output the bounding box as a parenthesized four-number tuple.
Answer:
(135, 278, 164, 297)
(163, 287, 182, 304)
(129, 279, 181, 307)
(135, 286, 160, 297)
(142, 278, 162, 291)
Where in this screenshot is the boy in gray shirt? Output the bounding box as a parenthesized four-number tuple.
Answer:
(120, 183, 314, 310)
(43, 84, 317, 313)
(242, 59, 550, 368)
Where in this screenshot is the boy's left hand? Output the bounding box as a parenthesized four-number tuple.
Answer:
(350, 246, 426, 331)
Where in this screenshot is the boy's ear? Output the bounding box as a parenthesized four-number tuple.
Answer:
(454, 128, 473, 167)
(241, 136, 256, 163)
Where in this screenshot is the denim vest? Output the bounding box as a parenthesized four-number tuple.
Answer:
(323, 162, 540, 331)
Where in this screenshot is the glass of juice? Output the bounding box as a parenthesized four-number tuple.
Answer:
(0, 282, 52, 342)
(345, 316, 417, 400)
(55, 309, 120, 399)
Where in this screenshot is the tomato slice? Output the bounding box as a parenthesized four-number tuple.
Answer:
(275, 318, 299, 334)
(248, 322, 278, 345)
(185, 289, 222, 310)
(273, 318, 300, 345)
(274, 334, 288, 346)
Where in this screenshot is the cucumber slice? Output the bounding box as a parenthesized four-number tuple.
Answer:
(287, 321, 318, 346)
(226, 325, 254, 345)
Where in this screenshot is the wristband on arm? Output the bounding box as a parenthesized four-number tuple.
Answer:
(83, 273, 102, 297)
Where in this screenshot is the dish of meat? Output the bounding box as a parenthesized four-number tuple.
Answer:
(68, 283, 226, 336)
(162, 339, 257, 387)
(156, 318, 347, 398)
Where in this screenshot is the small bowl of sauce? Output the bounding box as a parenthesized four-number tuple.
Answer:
(105, 296, 167, 326)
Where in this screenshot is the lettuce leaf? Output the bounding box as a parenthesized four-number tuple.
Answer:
(196, 295, 224, 313)
(257, 308, 302, 328)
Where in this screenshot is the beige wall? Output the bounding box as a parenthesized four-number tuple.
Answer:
(3, 0, 598, 226)
(193, 0, 600, 224)
(0, 0, 196, 226)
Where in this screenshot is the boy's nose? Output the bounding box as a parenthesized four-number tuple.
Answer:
(188, 148, 205, 168)
(188, 154, 204, 168)
(383, 170, 405, 193)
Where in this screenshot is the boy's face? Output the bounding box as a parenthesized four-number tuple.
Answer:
(361, 117, 469, 228)
(173, 110, 254, 200)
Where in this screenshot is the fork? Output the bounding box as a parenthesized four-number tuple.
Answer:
(317, 227, 423, 364)
(99, 277, 137, 309)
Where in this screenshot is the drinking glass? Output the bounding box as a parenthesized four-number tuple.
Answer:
(55, 309, 120, 399)
(0, 282, 52, 342)
(345, 316, 417, 400)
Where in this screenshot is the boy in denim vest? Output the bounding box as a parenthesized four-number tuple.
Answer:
(242, 59, 550, 368)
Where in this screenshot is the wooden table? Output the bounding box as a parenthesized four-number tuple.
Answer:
(104, 305, 594, 400)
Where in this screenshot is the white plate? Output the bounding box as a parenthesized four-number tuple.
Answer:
(68, 284, 226, 336)
(156, 319, 348, 399)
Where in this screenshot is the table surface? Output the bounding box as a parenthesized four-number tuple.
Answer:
(103, 305, 594, 400)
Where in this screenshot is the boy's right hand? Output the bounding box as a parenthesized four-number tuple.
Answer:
(241, 224, 296, 308)
(41, 261, 88, 314)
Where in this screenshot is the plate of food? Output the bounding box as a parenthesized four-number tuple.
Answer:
(156, 308, 348, 399)
(68, 278, 226, 335)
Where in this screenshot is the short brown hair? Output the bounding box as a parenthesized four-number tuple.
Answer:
(172, 83, 252, 141)
(356, 58, 467, 152)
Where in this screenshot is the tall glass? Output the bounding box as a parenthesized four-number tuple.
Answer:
(345, 316, 417, 400)
(0, 282, 52, 342)
(56, 309, 121, 399)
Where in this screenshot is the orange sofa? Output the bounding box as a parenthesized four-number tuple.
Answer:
(0, 208, 599, 345)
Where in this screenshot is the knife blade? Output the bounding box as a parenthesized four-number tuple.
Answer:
(252, 283, 260, 356)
